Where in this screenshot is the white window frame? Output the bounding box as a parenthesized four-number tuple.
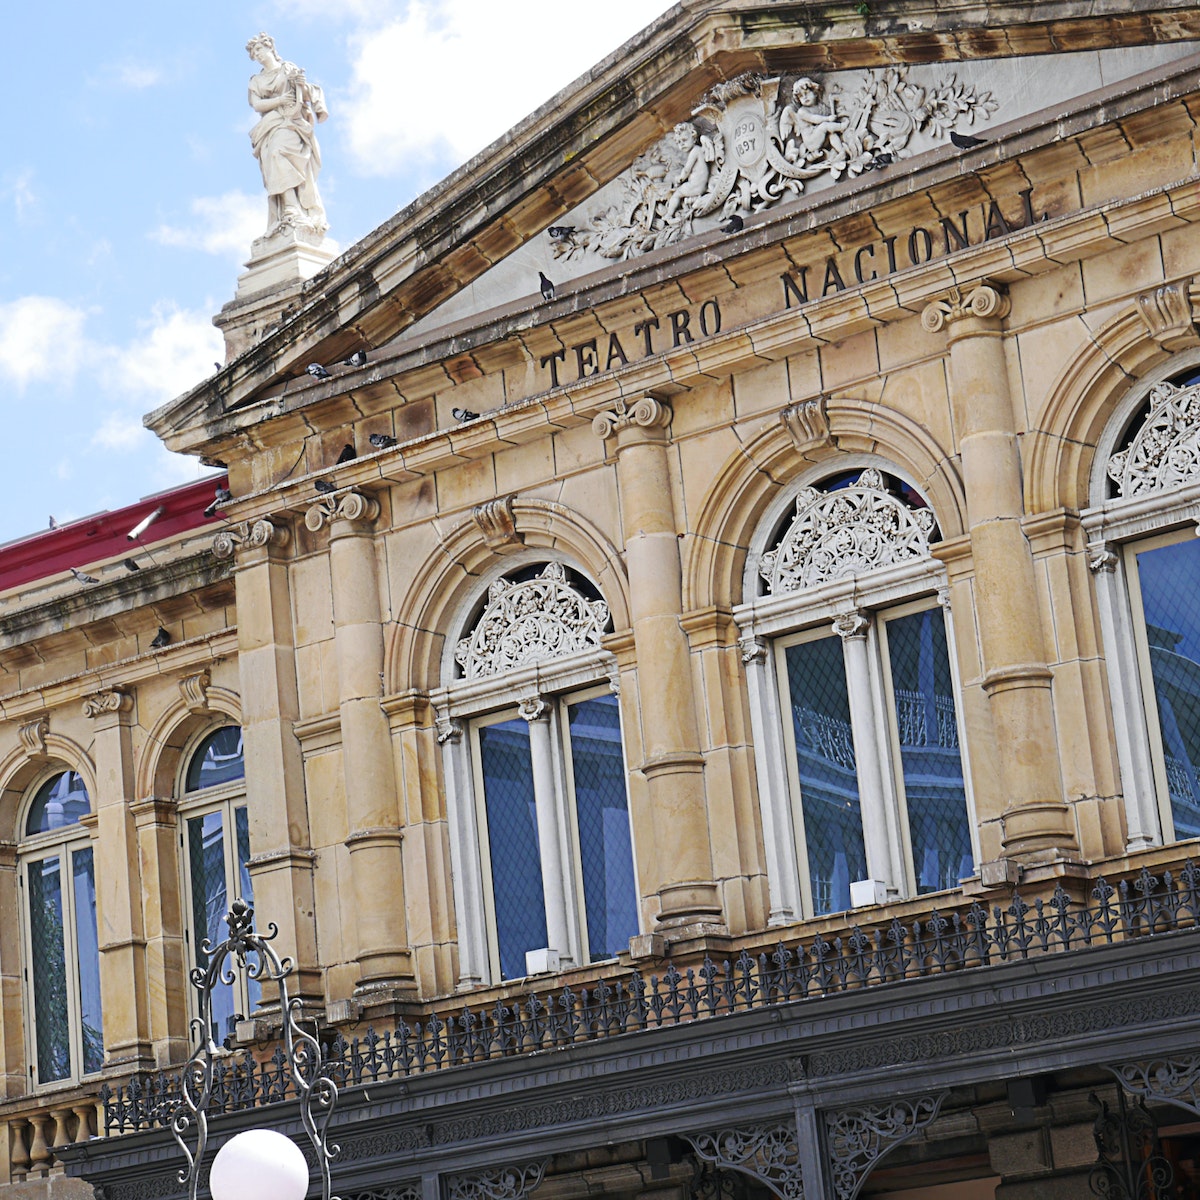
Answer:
(434, 556, 637, 987)
(1082, 349, 1200, 850)
(735, 460, 977, 923)
(18, 769, 103, 1089)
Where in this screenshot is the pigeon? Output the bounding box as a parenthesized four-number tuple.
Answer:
(48, 516, 59, 530)
(123, 558, 141, 572)
(213, 362, 222, 372)
(452, 407, 480, 422)
(336, 443, 357, 464)
(720, 213, 744, 234)
(343, 350, 368, 368)
(547, 226, 576, 239)
(538, 271, 556, 302)
(864, 151, 895, 170)
(314, 478, 337, 494)
(306, 362, 332, 380)
(949, 130, 986, 150)
(149, 627, 171, 650)
(203, 487, 233, 518)
(369, 433, 398, 450)
(70, 567, 99, 585)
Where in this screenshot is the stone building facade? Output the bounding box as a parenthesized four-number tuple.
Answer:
(6, 1, 1200, 1196)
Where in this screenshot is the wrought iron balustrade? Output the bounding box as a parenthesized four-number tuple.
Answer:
(101, 863, 1200, 1135)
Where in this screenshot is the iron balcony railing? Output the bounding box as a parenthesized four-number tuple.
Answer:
(101, 863, 1200, 1134)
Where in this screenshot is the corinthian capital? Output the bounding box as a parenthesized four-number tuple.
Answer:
(921, 281, 1010, 333)
(592, 395, 672, 440)
(305, 489, 380, 532)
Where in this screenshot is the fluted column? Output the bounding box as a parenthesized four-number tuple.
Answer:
(213, 519, 320, 1000)
(306, 491, 414, 992)
(923, 283, 1077, 865)
(593, 396, 723, 933)
(82, 688, 152, 1068)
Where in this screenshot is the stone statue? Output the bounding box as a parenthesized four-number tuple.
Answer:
(245, 33, 329, 242)
(780, 78, 848, 165)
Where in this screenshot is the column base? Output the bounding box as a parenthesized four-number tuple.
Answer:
(1001, 799, 1081, 863)
(654, 880, 726, 935)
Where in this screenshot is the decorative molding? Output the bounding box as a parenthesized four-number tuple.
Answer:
(305, 490, 380, 532)
(606, 665, 621, 696)
(212, 518, 284, 560)
(179, 670, 212, 714)
(444, 1161, 547, 1200)
(1135, 280, 1199, 351)
(781, 398, 830, 455)
(759, 468, 935, 594)
(17, 716, 50, 761)
(825, 1094, 947, 1200)
(344, 1187, 422, 1200)
(455, 562, 610, 680)
(1106, 1056, 1200, 1118)
(82, 689, 131, 720)
(1107, 378, 1200, 498)
(473, 496, 523, 552)
(592, 396, 672, 440)
(685, 1122, 804, 1200)
(831, 611, 869, 641)
(921, 282, 1010, 332)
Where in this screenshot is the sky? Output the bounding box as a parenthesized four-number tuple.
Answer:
(0, 0, 663, 547)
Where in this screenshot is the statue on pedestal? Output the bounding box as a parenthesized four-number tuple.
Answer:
(245, 32, 329, 244)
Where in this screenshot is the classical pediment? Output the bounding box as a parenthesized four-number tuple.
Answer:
(145, 1, 1200, 455)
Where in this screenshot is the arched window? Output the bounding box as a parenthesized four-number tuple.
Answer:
(20, 769, 103, 1084)
(436, 561, 639, 985)
(737, 467, 976, 922)
(179, 725, 256, 1042)
(1084, 363, 1200, 849)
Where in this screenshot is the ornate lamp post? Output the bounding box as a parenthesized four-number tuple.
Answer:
(172, 899, 340, 1200)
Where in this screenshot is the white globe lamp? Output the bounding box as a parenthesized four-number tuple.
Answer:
(209, 1129, 310, 1200)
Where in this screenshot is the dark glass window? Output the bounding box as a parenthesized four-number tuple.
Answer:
(185, 726, 245, 792)
(26, 771, 90, 836)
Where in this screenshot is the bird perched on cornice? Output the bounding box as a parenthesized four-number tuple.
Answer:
(452, 407, 480, 423)
(48, 515, 59, 529)
(547, 226, 575, 239)
(150, 627, 171, 650)
(720, 213, 744, 234)
(343, 350, 368, 368)
(314, 478, 337, 494)
(306, 362, 332, 380)
(70, 567, 99, 585)
(369, 433, 398, 449)
(949, 130, 986, 150)
(336, 443, 357, 464)
(123, 559, 141, 572)
(203, 487, 233, 517)
(538, 271, 556, 302)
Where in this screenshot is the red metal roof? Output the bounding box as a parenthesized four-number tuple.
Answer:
(0, 476, 228, 593)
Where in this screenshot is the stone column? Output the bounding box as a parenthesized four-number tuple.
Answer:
(306, 492, 414, 993)
(82, 688, 152, 1068)
(593, 397, 723, 934)
(213, 519, 320, 1000)
(923, 283, 1077, 866)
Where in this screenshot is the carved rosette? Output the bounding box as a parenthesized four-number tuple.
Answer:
(825, 1094, 946, 1200)
(305, 490, 380, 532)
(592, 396, 672, 440)
(921, 282, 1010, 333)
(82, 689, 131, 720)
(1107, 378, 1200, 497)
(760, 468, 936, 594)
(212, 518, 284, 560)
(455, 562, 610, 680)
(685, 1123, 804, 1200)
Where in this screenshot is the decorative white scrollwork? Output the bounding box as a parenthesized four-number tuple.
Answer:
(455, 562, 610, 680)
(759, 468, 936, 595)
(1107, 378, 1200, 498)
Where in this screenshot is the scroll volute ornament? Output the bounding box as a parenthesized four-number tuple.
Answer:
(82, 689, 132, 720)
(305, 489, 380, 532)
(592, 395, 672, 440)
(212, 518, 286, 560)
(1135, 279, 1199, 351)
(473, 495, 523, 552)
(18, 717, 50, 763)
(180, 670, 212, 715)
(921, 281, 1010, 333)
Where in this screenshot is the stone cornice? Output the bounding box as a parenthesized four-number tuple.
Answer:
(148, 25, 1200, 453)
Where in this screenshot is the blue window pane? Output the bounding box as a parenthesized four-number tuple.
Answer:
(234, 806, 260, 1013)
(1137, 538, 1200, 840)
(886, 609, 974, 893)
(478, 719, 546, 979)
(784, 637, 867, 914)
(26, 772, 90, 836)
(28, 856, 70, 1082)
(568, 695, 638, 960)
(185, 727, 245, 792)
(187, 811, 236, 1042)
(72, 847, 104, 1074)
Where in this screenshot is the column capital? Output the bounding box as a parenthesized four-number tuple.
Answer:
(518, 695, 549, 723)
(82, 688, 133, 721)
(435, 711, 464, 745)
(832, 610, 870, 641)
(305, 489, 380, 533)
(921, 280, 1010, 334)
(592, 395, 672, 441)
(212, 516, 288, 561)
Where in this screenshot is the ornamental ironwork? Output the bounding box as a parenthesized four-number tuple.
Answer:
(444, 1161, 547, 1200)
(759, 469, 936, 594)
(103, 865, 1200, 1134)
(825, 1094, 946, 1200)
(1107, 378, 1200, 497)
(454, 562, 609, 680)
(1088, 1089, 1174, 1200)
(1107, 1056, 1200, 1119)
(685, 1123, 804, 1200)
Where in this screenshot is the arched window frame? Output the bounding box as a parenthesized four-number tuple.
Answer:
(1082, 350, 1200, 851)
(432, 554, 639, 987)
(176, 723, 255, 1044)
(734, 458, 978, 924)
(18, 766, 103, 1088)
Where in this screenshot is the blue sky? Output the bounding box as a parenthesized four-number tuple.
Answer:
(1, 1, 658, 546)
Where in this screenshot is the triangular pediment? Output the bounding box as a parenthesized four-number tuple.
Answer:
(146, 1, 1200, 455)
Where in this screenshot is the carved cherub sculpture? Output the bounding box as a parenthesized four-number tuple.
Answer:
(780, 78, 848, 165)
(663, 123, 711, 221)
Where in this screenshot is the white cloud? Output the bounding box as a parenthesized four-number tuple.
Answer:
(341, 0, 661, 176)
(2, 169, 36, 221)
(113, 305, 223, 404)
(151, 191, 264, 259)
(92, 413, 150, 452)
(114, 63, 164, 90)
(0, 296, 92, 390)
